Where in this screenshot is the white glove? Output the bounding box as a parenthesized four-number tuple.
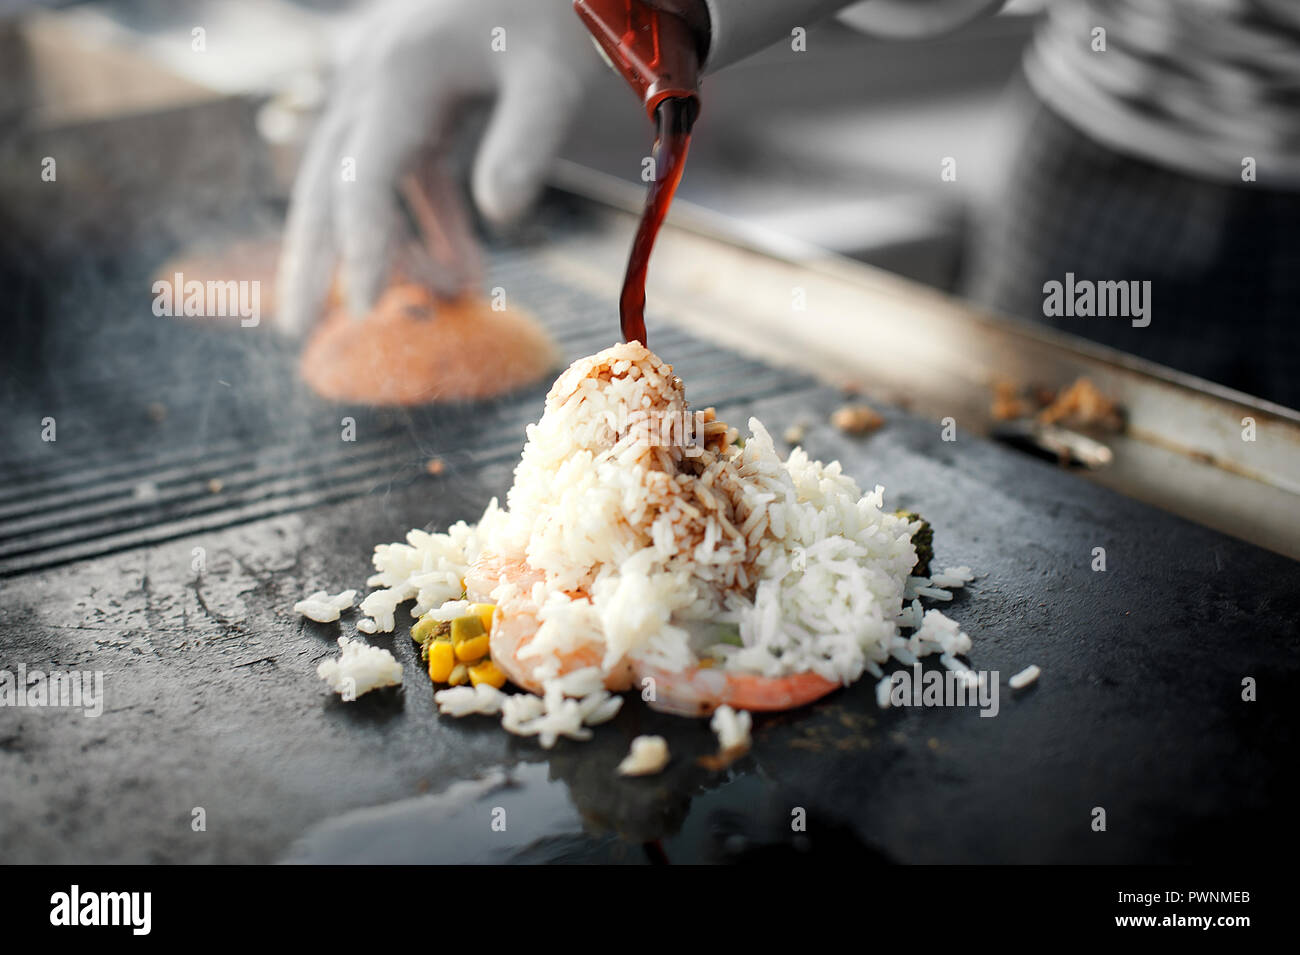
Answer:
(277, 0, 602, 335)
(701, 0, 852, 69)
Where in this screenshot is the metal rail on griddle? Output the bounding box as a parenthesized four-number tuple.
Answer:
(548, 160, 1300, 561)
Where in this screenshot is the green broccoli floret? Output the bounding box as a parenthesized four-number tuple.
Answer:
(895, 510, 933, 577)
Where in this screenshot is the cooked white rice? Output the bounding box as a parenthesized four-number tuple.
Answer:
(711, 704, 753, 752)
(434, 684, 506, 717)
(361, 343, 931, 688)
(875, 676, 893, 709)
(931, 566, 974, 589)
(293, 589, 356, 623)
(330, 342, 987, 740)
(618, 735, 670, 776)
(454, 674, 625, 747)
(316, 636, 402, 697)
(1009, 664, 1041, 689)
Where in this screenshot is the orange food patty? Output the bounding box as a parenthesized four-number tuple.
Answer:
(300, 284, 560, 406)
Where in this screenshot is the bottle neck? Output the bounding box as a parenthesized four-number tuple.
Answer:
(574, 0, 705, 121)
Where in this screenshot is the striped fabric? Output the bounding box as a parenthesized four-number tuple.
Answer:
(1024, 0, 1300, 186)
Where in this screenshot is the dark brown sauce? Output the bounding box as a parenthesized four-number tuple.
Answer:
(573, 0, 704, 347)
(620, 96, 697, 347)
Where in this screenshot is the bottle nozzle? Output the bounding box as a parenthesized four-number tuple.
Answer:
(574, 0, 702, 122)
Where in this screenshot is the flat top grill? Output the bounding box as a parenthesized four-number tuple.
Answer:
(1, 192, 1296, 864)
(0, 218, 811, 576)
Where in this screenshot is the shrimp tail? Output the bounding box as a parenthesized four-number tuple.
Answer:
(634, 662, 840, 717)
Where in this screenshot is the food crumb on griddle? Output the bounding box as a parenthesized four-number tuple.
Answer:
(1009, 664, 1041, 689)
(697, 704, 752, 770)
(293, 588, 356, 623)
(1038, 378, 1123, 432)
(990, 378, 1031, 421)
(830, 403, 884, 435)
(317, 636, 402, 698)
(990, 376, 1123, 432)
(618, 735, 670, 776)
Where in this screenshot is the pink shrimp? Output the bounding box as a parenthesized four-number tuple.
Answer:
(465, 551, 633, 695)
(464, 552, 541, 604)
(632, 661, 840, 717)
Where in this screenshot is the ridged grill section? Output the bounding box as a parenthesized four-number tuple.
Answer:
(0, 241, 812, 576)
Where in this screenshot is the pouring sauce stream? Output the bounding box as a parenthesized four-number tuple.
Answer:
(620, 96, 696, 346)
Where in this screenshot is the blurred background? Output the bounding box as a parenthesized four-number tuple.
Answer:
(0, 0, 1032, 318)
(2, 1, 1298, 868)
(1, 0, 1297, 565)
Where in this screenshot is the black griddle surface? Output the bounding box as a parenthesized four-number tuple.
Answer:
(0, 197, 1296, 864)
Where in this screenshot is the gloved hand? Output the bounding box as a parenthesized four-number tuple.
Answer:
(280, 0, 989, 336)
(277, 0, 602, 335)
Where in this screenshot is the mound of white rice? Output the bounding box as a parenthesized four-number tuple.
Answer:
(357, 342, 952, 688)
(329, 342, 995, 742)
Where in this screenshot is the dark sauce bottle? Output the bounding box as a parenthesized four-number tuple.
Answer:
(573, 0, 705, 347)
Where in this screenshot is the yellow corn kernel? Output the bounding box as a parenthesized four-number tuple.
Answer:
(469, 603, 496, 632)
(448, 663, 469, 686)
(427, 641, 455, 683)
(411, 616, 437, 644)
(454, 634, 489, 662)
(468, 659, 506, 689)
